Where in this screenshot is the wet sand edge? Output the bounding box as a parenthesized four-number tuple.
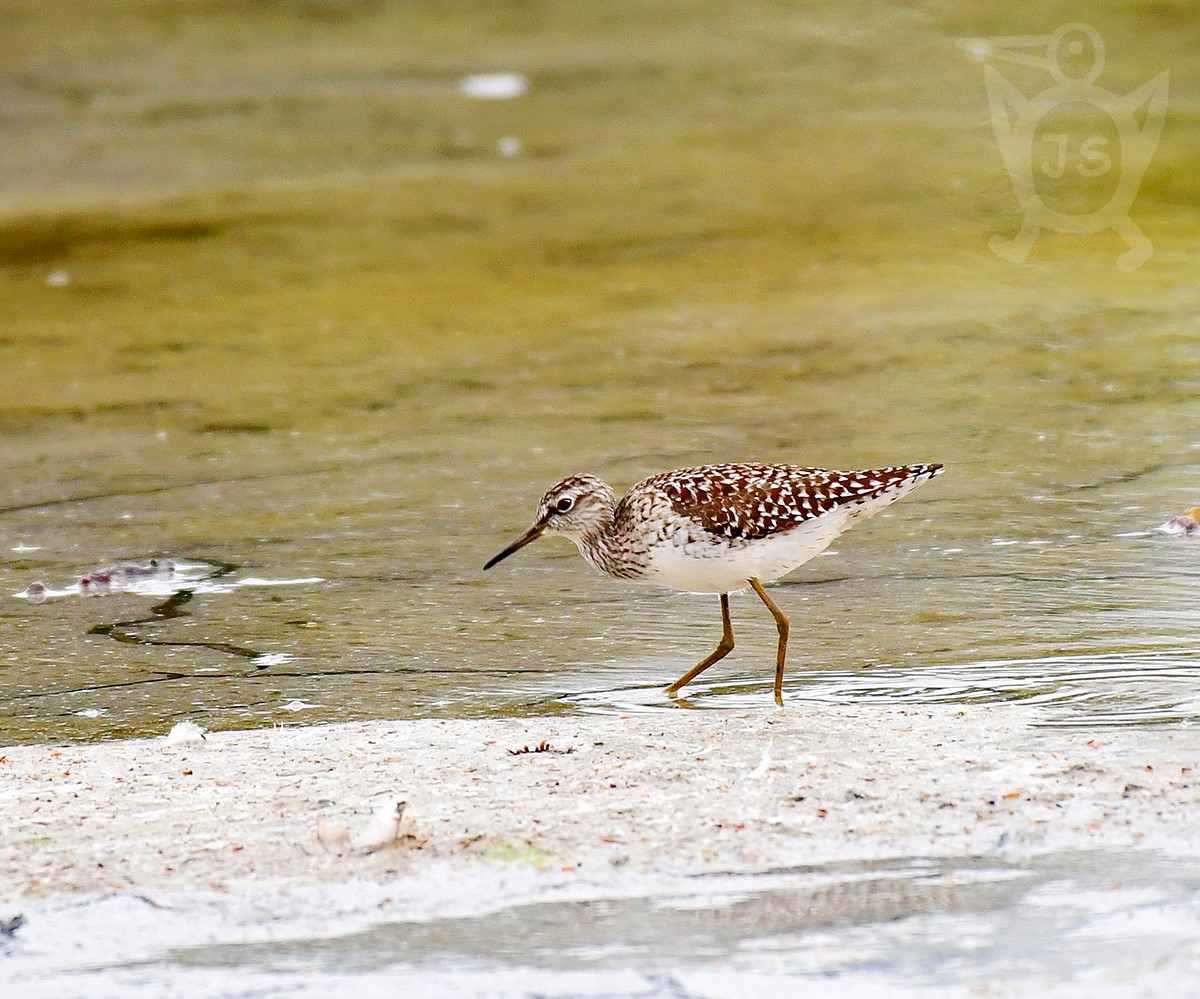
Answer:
(2, 705, 1198, 900)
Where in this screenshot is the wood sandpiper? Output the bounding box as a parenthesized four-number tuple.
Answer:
(484, 461, 943, 705)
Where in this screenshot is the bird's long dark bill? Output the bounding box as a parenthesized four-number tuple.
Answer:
(483, 524, 544, 570)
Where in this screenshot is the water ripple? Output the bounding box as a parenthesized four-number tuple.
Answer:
(566, 648, 1200, 728)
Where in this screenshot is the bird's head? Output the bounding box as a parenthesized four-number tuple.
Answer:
(484, 473, 617, 569)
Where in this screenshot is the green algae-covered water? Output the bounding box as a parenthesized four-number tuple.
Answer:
(3, 1, 1200, 744)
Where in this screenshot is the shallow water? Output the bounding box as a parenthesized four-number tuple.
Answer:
(3, 2, 1200, 744)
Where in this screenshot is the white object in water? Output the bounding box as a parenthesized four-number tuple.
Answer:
(458, 73, 528, 100)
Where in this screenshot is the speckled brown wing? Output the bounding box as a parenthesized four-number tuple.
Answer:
(631, 462, 941, 541)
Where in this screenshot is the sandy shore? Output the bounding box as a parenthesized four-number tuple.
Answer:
(3, 705, 1198, 898)
(4, 706, 1200, 997)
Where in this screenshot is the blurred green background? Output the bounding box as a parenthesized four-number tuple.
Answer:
(2, 1, 1199, 742)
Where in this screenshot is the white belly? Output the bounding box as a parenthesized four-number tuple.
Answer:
(640, 509, 852, 593)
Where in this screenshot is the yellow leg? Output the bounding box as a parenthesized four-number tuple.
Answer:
(748, 578, 789, 707)
(665, 592, 734, 696)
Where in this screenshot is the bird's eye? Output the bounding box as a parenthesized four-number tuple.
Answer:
(555, 496, 574, 513)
